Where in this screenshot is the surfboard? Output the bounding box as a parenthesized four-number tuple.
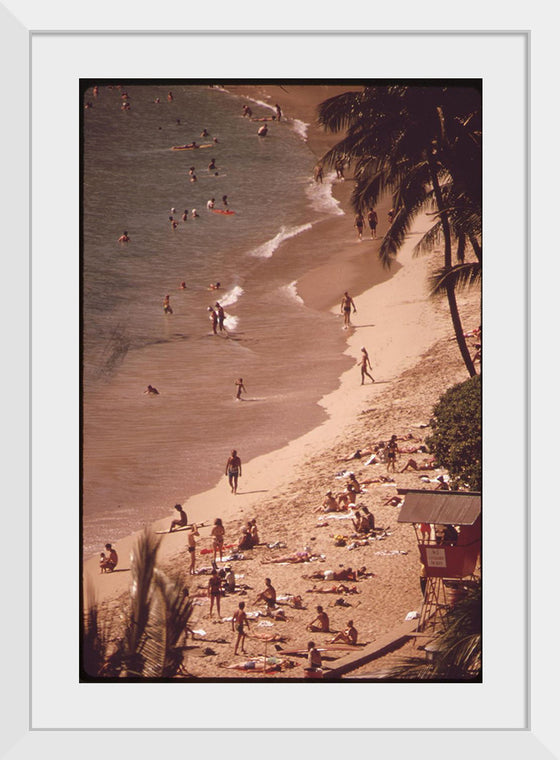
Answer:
(154, 521, 207, 535)
(171, 143, 214, 151)
(211, 209, 236, 216)
(277, 645, 359, 655)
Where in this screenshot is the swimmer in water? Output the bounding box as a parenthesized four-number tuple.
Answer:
(191, 209, 199, 218)
(118, 231, 130, 243)
(209, 282, 220, 290)
(167, 91, 174, 101)
(180, 281, 187, 290)
(182, 210, 188, 222)
(207, 198, 215, 210)
(222, 195, 228, 206)
(201, 128, 209, 137)
(208, 158, 216, 171)
(235, 378, 246, 400)
(144, 385, 159, 395)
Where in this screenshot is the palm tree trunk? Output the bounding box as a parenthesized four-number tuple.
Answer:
(429, 156, 477, 377)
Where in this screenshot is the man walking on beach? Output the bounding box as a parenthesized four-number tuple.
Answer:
(232, 601, 250, 655)
(226, 449, 242, 494)
(367, 208, 378, 238)
(340, 291, 357, 329)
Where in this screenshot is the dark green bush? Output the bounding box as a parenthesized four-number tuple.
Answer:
(426, 375, 481, 490)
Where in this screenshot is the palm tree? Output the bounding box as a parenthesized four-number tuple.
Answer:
(82, 529, 193, 679)
(317, 85, 481, 377)
(382, 580, 481, 681)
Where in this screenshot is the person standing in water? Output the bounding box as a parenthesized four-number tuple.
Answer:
(358, 346, 375, 384)
(226, 450, 242, 494)
(235, 378, 246, 400)
(340, 291, 357, 329)
(215, 302, 225, 331)
(208, 306, 218, 334)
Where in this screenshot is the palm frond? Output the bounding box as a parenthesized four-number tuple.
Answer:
(428, 262, 481, 297)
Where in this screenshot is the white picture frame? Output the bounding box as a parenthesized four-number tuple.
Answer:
(2, 2, 553, 756)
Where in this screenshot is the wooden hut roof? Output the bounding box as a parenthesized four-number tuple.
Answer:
(396, 489, 481, 526)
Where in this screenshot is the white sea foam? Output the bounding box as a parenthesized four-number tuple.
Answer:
(291, 119, 309, 141)
(281, 281, 304, 305)
(305, 171, 344, 216)
(224, 314, 239, 330)
(217, 285, 244, 307)
(249, 223, 312, 259)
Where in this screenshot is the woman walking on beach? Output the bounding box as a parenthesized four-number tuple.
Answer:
(358, 346, 375, 384)
(226, 449, 242, 493)
(354, 212, 364, 241)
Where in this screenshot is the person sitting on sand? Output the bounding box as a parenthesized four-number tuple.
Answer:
(336, 492, 352, 510)
(224, 566, 236, 593)
(249, 519, 259, 545)
(211, 517, 225, 561)
(232, 601, 250, 655)
(144, 384, 159, 395)
(169, 503, 188, 532)
(352, 510, 370, 535)
(254, 577, 276, 609)
(347, 473, 363, 493)
(314, 490, 340, 513)
(400, 457, 437, 472)
(237, 524, 254, 551)
(329, 620, 358, 646)
(361, 507, 375, 532)
(100, 543, 118, 572)
(307, 605, 330, 633)
(306, 641, 322, 672)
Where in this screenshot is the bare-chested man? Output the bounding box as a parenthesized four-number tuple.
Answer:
(307, 605, 330, 633)
(226, 450, 242, 493)
(340, 291, 357, 329)
(313, 490, 340, 513)
(232, 601, 250, 655)
(169, 503, 188, 532)
(358, 346, 375, 384)
(254, 577, 276, 609)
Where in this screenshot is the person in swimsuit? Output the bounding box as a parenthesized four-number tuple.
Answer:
(340, 292, 357, 329)
(307, 605, 330, 633)
(235, 378, 246, 400)
(169, 503, 188, 532)
(367, 208, 378, 238)
(358, 346, 375, 384)
(232, 601, 250, 655)
(118, 231, 130, 243)
(329, 620, 358, 645)
(208, 568, 222, 617)
(226, 450, 242, 493)
(163, 295, 173, 314)
(208, 306, 218, 334)
(255, 577, 276, 609)
(386, 435, 399, 472)
(354, 212, 364, 240)
(306, 641, 322, 672)
(144, 385, 159, 395)
(215, 302, 225, 331)
(211, 518, 225, 561)
(99, 543, 118, 572)
(187, 524, 199, 574)
(208, 158, 216, 170)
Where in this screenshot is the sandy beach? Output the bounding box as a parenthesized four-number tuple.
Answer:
(83, 84, 481, 679)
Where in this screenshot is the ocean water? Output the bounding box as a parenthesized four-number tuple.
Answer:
(82, 83, 351, 559)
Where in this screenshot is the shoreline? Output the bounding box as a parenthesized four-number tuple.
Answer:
(83, 86, 480, 679)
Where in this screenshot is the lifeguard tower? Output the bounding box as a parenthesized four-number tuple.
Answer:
(397, 489, 481, 632)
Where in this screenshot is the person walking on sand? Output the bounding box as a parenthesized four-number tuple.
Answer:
(340, 291, 357, 329)
(232, 601, 250, 655)
(235, 378, 246, 400)
(169, 503, 188, 532)
(359, 346, 375, 384)
(354, 212, 364, 241)
(226, 449, 242, 493)
(187, 524, 199, 574)
(367, 207, 378, 238)
(208, 568, 222, 618)
(211, 518, 225, 561)
(208, 306, 218, 334)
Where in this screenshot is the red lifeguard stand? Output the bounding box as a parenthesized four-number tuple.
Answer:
(397, 489, 481, 632)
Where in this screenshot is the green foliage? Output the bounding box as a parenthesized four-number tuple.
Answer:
(426, 375, 481, 490)
(82, 529, 193, 679)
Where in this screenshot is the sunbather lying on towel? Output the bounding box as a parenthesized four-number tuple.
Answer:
(400, 457, 437, 472)
(306, 584, 359, 594)
(308, 567, 357, 582)
(261, 550, 316, 564)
